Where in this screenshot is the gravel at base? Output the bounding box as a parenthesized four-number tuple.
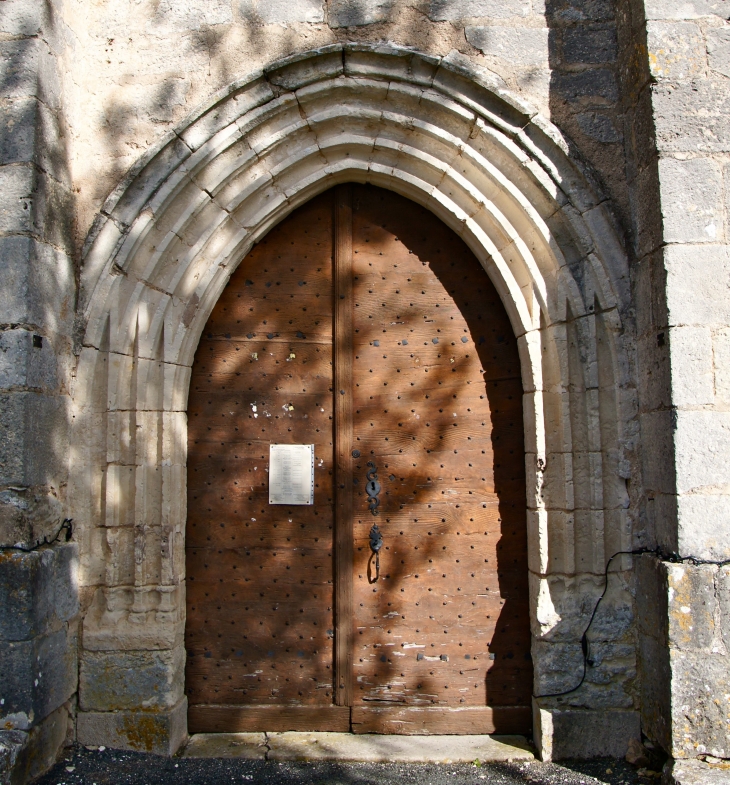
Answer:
(35, 745, 646, 785)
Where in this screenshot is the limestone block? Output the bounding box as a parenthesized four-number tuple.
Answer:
(640, 413, 677, 496)
(0, 98, 36, 167)
(536, 707, 640, 760)
(0, 0, 48, 36)
(0, 38, 60, 109)
(664, 244, 730, 327)
(0, 486, 64, 550)
(0, 329, 59, 393)
(0, 729, 28, 785)
(465, 27, 549, 67)
(532, 639, 584, 694)
(676, 494, 730, 562)
(541, 0, 614, 23)
(0, 625, 78, 730)
(10, 702, 71, 784)
(653, 80, 730, 154)
(665, 758, 730, 785)
(707, 28, 730, 79)
(0, 237, 74, 340)
(551, 69, 619, 107)
(264, 46, 344, 91)
(644, 1, 727, 20)
(0, 392, 68, 488)
(0, 543, 78, 641)
(146, 0, 232, 33)
(668, 326, 714, 407)
(575, 111, 621, 143)
(674, 410, 730, 495)
(79, 647, 184, 712)
(659, 158, 723, 243)
(76, 696, 187, 755)
(666, 563, 718, 651)
(718, 566, 730, 652)
(240, 0, 324, 24)
(0, 164, 34, 235)
(104, 135, 192, 230)
(647, 22, 705, 81)
(429, 0, 530, 21)
(561, 26, 617, 65)
(343, 43, 440, 87)
(670, 649, 730, 758)
(628, 161, 663, 260)
(328, 0, 392, 27)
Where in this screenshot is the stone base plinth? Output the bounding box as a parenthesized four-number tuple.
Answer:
(76, 697, 187, 756)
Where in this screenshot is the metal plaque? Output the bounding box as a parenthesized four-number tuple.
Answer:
(268, 444, 315, 505)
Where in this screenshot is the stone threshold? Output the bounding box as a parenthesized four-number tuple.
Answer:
(181, 732, 535, 763)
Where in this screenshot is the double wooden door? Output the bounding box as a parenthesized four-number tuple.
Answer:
(185, 185, 532, 734)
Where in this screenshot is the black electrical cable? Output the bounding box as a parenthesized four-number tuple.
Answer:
(0, 518, 73, 553)
(534, 545, 730, 700)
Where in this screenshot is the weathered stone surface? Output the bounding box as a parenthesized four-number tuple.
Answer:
(674, 410, 730, 495)
(647, 21, 705, 81)
(182, 733, 267, 759)
(0, 544, 78, 641)
(644, 1, 727, 20)
(535, 707, 640, 760)
(429, 0, 530, 21)
(9, 702, 72, 784)
(666, 563, 718, 651)
(240, 0, 324, 24)
(561, 26, 617, 65)
(0, 330, 58, 392)
(543, 0, 614, 23)
(76, 697, 187, 755)
(0, 487, 64, 551)
(669, 326, 714, 407)
(653, 80, 730, 153)
(552, 69, 619, 106)
(669, 649, 730, 759)
(465, 26, 549, 66)
(0, 237, 74, 337)
(0, 729, 28, 785)
(665, 758, 730, 785)
(265, 733, 534, 763)
(0, 625, 77, 730)
(658, 157, 723, 243)
(707, 28, 730, 80)
(79, 648, 185, 712)
(0, 392, 68, 488)
(676, 494, 730, 562)
(665, 244, 730, 326)
(328, 0, 392, 27)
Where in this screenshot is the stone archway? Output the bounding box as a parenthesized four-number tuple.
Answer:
(69, 44, 636, 757)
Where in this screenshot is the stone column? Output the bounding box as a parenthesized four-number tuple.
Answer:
(636, 1, 730, 780)
(0, 0, 77, 781)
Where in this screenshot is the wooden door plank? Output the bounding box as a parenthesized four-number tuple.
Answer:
(350, 706, 531, 735)
(334, 184, 354, 708)
(189, 705, 351, 734)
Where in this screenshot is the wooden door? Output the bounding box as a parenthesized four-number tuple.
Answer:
(185, 185, 532, 735)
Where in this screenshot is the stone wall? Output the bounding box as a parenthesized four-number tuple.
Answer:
(0, 0, 78, 781)
(635, 0, 730, 768)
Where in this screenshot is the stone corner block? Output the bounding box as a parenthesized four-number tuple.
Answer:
(664, 758, 730, 785)
(0, 729, 29, 785)
(79, 647, 184, 712)
(534, 703, 640, 760)
(0, 542, 79, 641)
(76, 697, 188, 756)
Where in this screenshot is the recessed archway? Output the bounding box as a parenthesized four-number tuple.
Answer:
(70, 44, 636, 757)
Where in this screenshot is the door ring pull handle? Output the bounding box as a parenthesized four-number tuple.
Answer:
(369, 523, 383, 582)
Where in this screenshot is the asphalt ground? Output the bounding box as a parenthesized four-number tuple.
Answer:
(36, 745, 649, 785)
